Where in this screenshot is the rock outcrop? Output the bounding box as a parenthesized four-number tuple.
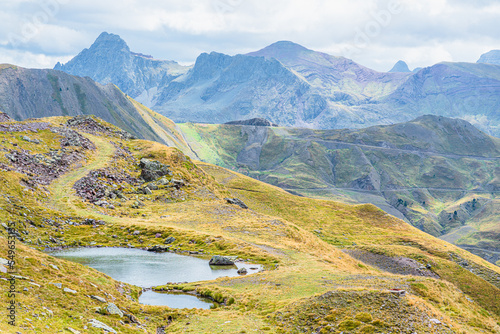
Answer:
(139, 158, 172, 182)
(209, 255, 235, 265)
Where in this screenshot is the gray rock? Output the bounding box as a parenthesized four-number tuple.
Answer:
(224, 198, 248, 209)
(148, 245, 170, 253)
(0, 257, 9, 266)
(143, 187, 152, 195)
(132, 230, 141, 235)
(89, 319, 117, 333)
(66, 327, 81, 334)
(64, 287, 77, 294)
(91, 295, 107, 303)
(106, 303, 123, 317)
(139, 158, 172, 182)
(237, 267, 248, 275)
(209, 255, 235, 266)
(157, 178, 169, 185)
(170, 178, 185, 189)
(164, 236, 176, 244)
(49, 264, 59, 270)
(50, 283, 62, 289)
(94, 200, 109, 207)
(429, 318, 442, 324)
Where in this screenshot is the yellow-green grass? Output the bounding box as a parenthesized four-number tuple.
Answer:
(0, 117, 499, 333)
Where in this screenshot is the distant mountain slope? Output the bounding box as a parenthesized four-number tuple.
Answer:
(389, 60, 412, 73)
(55, 33, 500, 137)
(0, 64, 189, 147)
(178, 115, 500, 264)
(385, 62, 500, 136)
(477, 50, 500, 65)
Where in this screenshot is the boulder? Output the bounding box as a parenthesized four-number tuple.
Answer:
(170, 178, 186, 189)
(91, 295, 107, 303)
(139, 158, 171, 182)
(89, 319, 117, 333)
(64, 287, 77, 294)
(237, 267, 248, 275)
(224, 198, 248, 209)
(106, 303, 123, 317)
(164, 237, 176, 244)
(209, 255, 235, 266)
(148, 245, 170, 253)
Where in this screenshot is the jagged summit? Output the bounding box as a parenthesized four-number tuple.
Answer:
(389, 60, 411, 72)
(92, 31, 129, 49)
(477, 50, 500, 65)
(55, 32, 189, 98)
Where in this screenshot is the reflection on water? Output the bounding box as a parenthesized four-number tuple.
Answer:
(47, 247, 261, 288)
(139, 290, 213, 309)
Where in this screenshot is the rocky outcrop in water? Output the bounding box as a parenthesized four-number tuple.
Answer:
(209, 255, 235, 265)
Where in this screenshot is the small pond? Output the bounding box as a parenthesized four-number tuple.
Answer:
(139, 290, 213, 309)
(47, 247, 261, 309)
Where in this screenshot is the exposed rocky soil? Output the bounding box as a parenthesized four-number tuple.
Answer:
(0, 121, 52, 133)
(1, 149, 88, 186)
(67, 115, 135, 140)
(344, 249, 440, 278)
(73, 168, 140, 203)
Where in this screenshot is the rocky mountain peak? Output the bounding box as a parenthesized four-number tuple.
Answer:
(389, 60, 411, 72)
(91, 31, 130, 51)
(477, 50, 500, 65)
(247, 41, 312, 61)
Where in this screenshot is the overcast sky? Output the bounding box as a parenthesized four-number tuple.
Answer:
(0, 0, 499, 71)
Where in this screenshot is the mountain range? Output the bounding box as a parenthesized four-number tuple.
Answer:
(0, 62, 499, 265)
(54, 32, 500, 137)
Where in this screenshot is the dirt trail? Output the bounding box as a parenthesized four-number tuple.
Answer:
(48, 133, 116, 218)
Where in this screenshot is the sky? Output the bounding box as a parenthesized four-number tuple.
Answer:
(0, 0, 499, 72)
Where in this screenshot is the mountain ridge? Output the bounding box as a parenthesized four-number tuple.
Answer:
(54, 33, 500, 136)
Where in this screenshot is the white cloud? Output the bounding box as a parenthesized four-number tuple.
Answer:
(0, 0, 498, 71)
(0, 47, 73, 69)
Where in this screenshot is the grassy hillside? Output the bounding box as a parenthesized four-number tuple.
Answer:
(178, 117, 500, 265)
(0, 113, 499, 333)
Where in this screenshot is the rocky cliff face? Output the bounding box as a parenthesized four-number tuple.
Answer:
(54, 32, 189, 99)
(477, 50, 500, 65)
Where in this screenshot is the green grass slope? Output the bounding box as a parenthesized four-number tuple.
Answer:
(178, 116, 500, 266)
(0, 114, 499, 333)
